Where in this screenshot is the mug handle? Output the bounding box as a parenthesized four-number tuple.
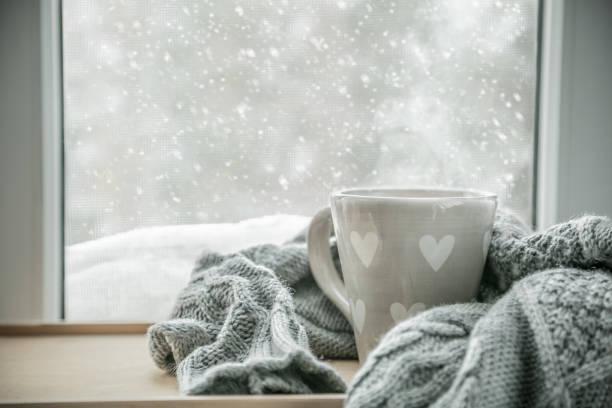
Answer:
(307, 207, 351, 321)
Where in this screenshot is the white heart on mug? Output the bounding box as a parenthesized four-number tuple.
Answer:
(350, 231, 379, 268)
(390, 302, 427, 323)
(350, 298, 366, 334)
(419, 235, 455, 272)
(483, 230, 492, 259)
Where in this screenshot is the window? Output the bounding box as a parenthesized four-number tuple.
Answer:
(62, 0, 539, 321)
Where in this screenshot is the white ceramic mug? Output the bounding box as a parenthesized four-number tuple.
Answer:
(307, 188, 497, 360)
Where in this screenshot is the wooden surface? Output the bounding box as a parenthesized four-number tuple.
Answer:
(0, 333, 358, 407)
(0, 323, 152, 336)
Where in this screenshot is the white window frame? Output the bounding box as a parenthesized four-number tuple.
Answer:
(0, 0, 62, 322)
(535, 0, 564, 230)
(0, 0, 588, 322)
(41, 0, 64, 321)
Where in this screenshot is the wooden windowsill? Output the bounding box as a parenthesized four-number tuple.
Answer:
(0, 324, 358, 407)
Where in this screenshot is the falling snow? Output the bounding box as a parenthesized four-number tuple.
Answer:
(64, 0, 538, 247)
(278, 175, 289, 191)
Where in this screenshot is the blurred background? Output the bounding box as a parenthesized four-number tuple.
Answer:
(63, 0, 538, 245)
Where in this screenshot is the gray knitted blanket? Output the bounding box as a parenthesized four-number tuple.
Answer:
(148, 212, 612, 405)
(148, 234, 354, 394)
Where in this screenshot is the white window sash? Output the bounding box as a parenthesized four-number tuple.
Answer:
(41, 0, 64, 321)
(536, 0, 564, 230)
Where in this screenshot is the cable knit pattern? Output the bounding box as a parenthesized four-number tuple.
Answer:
(148, 239, 355, 394)
(149, 211, 612, 403)
(481, 212, 612, 299)
(348, 303, 490, 407)
(346, 213, 612, 408)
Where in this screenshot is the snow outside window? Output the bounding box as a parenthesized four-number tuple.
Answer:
(62, 0, 539, 321)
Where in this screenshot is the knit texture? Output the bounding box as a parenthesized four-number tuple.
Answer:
(346, 213, 612, 407)
(148, 211, 612, 404)
(148, 237, 355, 394)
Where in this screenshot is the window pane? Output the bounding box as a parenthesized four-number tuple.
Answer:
(63, 0, 539, 320)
